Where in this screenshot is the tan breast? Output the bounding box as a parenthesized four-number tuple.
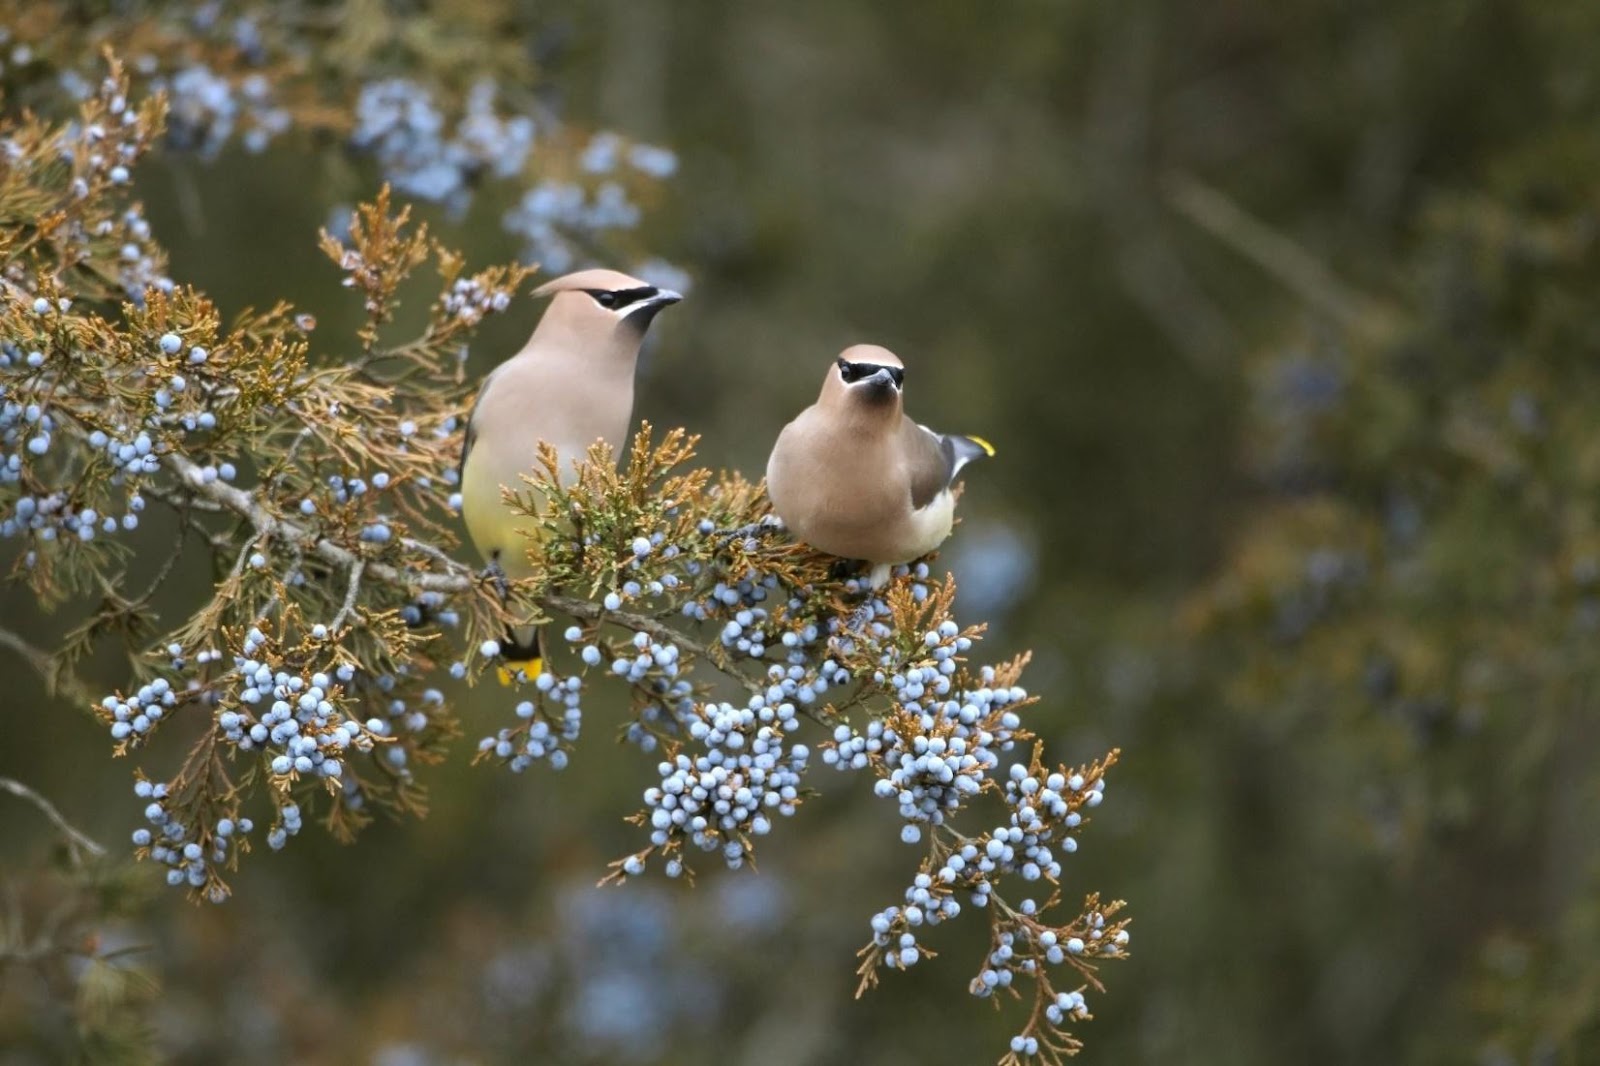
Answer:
(767, 412, 945, 565)
(461, 352, 634, 573)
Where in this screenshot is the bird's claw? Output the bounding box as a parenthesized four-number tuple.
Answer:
(480, 558, 511, 600)
(844, 600, 877, 633)
(714, 514, 784, 551)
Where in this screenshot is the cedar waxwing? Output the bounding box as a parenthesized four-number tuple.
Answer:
(765, 344, 994, 587)
(460, 268, 681, 682)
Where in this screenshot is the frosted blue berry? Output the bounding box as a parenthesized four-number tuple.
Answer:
(158, 333, 182, 354)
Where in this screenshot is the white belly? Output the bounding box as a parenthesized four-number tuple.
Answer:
(899, 490, 956, 560)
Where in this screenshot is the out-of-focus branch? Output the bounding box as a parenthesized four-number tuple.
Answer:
(0, 776, 105, 859)
(1162, 171, 1386, 327)
(0, 626, 94, 706)
(0, 626, 57, 685)
(1084, 5, 1239, 372)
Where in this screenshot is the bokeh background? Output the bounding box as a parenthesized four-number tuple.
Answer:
(6, 1, 1600, 1063)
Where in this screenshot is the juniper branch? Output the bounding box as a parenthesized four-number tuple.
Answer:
(163, 453, 773, 702)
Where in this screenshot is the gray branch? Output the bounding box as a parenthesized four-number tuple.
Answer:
(1162, 171, 1385, 327)
(0, 776, 105, 859)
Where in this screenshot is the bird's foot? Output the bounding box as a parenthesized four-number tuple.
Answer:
(837, 562, 896, 632)
(399, 597, 435, 629)
(830, 559, 891, 593)
(715, 514, 785, 551)
(481, 558, 511, 601)
(844, 601, 877, 634)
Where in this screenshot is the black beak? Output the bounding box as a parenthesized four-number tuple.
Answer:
(623, 289, 683, 330)
(855, 366, 902, 403)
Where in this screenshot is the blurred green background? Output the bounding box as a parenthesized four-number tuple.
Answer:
(6, 0, 1600, 1063)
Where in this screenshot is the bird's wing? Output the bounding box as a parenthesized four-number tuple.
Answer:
(906, 421, 996, 510)
(456, 361, 506, 485)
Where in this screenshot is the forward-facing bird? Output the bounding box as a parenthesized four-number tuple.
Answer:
(765, 344, 994, 587)
(459, 268, 681, 682)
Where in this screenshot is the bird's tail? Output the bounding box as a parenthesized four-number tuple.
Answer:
(496, 624, 544, 687)
(949, 434, 996, 477)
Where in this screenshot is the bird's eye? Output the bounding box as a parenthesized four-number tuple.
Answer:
(593, 291, 620, 309)
(837, 359, 861, 383)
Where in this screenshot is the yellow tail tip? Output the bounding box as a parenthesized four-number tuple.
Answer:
(496, 658, 544, 687)
(967, 435, 996, 457)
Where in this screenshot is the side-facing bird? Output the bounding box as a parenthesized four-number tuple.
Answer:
(459, 268, 682, 683)
(765, 344, 994, 587)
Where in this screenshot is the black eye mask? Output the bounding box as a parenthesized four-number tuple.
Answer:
(587, 286, 660, 310)
(837, 359, 905, 388)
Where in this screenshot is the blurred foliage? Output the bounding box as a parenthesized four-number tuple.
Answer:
(7, 0, 1600, 1064)
(1181, 110, 1600, 1065)
(1, 783, 158, 1065)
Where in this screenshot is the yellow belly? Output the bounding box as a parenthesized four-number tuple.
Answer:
(461, 456, 549, 580)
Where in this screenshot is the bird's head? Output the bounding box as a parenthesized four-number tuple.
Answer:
(823, 343, 905, 416)
(532, 268, 683, 339)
